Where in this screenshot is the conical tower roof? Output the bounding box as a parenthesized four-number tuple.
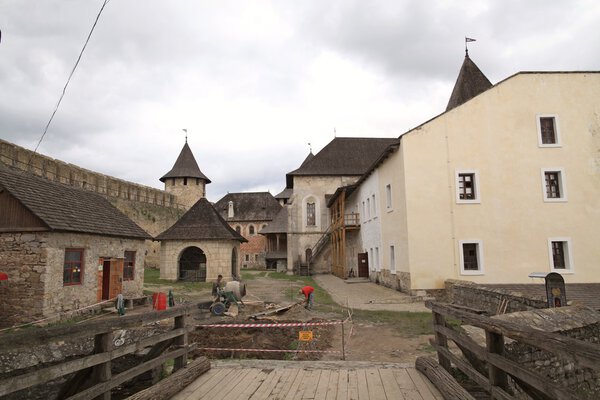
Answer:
(446, 53, 492, 111)
(156, 198, 246, 242)
(160, 142, 211, 183)
(299, 151, 314, 167)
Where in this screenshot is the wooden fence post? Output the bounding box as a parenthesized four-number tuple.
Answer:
(433, 312, 451, 371)
(174, 314, 188, 371)
(93, 331, 113, 400)
(486, 331, 508, 391)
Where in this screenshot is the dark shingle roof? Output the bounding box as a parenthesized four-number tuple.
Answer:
(0, 165, 151, 239)
(214, 192, 282, 222)
(446, 54, 492, 111)
(156, 197, 246, 242)
(259, 207, 288, 234)
(274, 188, 292, 200)
(160, 142, 211, 183)
(286, 137, 397, 187)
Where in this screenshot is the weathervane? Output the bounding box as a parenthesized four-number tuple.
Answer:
(308, 142, 312, 153)
(465, 37, 476, 56)
(182, 128, 187, 143)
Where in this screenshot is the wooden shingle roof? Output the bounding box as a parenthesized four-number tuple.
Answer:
(0, 165, 151, 239)
(446, 54, 492, 111)
(259, 207, 288, 234)
(214, 192, 282, 222)
(160, 142, 211, 183)
(156, 197, 246, 242)
(286, 137, 397, 187)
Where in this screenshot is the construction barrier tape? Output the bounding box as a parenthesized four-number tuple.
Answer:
(197, 347, 341, 353)
(196, 321, 343, 329)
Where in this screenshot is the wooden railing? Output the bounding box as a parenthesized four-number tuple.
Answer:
(0, 304, 194, 400)
(426, 301, 600, 400)
(343, 212, 360, 227)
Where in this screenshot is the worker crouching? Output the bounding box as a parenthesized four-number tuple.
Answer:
(299, 285, 314, 310)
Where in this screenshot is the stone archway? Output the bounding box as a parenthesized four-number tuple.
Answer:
(179, 246, 206, 282)
(231, 247, 238, 279)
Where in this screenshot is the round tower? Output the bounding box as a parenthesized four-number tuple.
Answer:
(160, 140, 211, 209)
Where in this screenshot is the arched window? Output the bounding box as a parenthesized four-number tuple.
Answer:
(306, 202, 316, 226)
(235, 225, 241, 234)
(249, 225, 255, 235)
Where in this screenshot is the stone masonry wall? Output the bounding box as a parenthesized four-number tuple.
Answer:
(445, 279, 547, 314)
(0, 139, 183, 209)
(0, 232, 47, 328)
(160, 240, 240, 282)
(372, 270, 412, 294)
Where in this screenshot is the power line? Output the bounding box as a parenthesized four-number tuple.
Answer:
(28, 0, 110, 161)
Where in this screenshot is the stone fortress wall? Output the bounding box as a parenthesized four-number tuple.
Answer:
(0, 139, 186, 267)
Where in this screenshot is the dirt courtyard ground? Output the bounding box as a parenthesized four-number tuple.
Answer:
(148, 270, 436, 364)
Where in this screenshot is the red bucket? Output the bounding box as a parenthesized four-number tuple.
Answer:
(152, 292, 167, 310)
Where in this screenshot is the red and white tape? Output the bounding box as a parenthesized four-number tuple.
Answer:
(197, 347, 341, 354)
(196, 321, 343, 329)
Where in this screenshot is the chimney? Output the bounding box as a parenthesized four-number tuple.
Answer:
(228, 201, 234, 218)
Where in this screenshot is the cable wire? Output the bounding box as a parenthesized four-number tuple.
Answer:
(27, 0, 109, 166)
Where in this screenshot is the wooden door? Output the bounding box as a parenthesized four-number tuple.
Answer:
(108, 259, 124, 299)
(102, 260, 111, 300)
(357, 252, 369, 278)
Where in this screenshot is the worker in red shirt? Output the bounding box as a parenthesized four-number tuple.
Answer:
(299, 285, 315, 310)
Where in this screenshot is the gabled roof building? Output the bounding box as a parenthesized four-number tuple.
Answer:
(0, 165, 151, 327)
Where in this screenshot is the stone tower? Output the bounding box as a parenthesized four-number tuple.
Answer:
(160, 140, 211, 209)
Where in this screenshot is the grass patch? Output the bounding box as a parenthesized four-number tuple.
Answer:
(351, 309, 433, 336)
(240, 270, 267, 280)
(144, 267, 212, 292)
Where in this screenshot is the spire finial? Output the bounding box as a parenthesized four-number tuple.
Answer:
(334, 127, 337, 138)
(465, 37, 476, 57)
(182, 128, 188, 143)
(308, 142, 312, 153)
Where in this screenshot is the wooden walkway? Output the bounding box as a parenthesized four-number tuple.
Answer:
(172, 360, 443, 400)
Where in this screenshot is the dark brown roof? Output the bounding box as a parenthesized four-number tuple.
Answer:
(446, 54, 492, 111)
(259, 207, 288, 234)
(299, 151, 314, 167)
(286, 137, 397, 187)
(160, 142, 211, 183)
(274, 188, 292, 200)
(0, 165, 151, 239)
(156, 197, 246, 242)
(214, 192, 282, 222)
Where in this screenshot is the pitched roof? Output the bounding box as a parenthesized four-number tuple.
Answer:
(299, 151, 314, 167)
(214, 192, 282, 222)
(274, 188, 292, 200)
(0, 165, 151, 239)
(286, 137, 397, 187)
(156, 197, 246, 241)
(446, 54, 492, 111)
(160, 142, 211, 183)
(259, 207, 288, 234)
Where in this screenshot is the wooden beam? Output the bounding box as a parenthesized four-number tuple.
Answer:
(0, 327, 190, 397)
(92, 332, 113, 400)
(173, 315, 187, 371)
(415, 356, 475, 400)
(486, 331, 508, 392)
(0, 305, 193, 352)
(426, 302, 600, 371)
(433, 312, 451, 370)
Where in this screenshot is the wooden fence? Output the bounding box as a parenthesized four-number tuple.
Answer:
(0, 304, 194, 400)
(426, 301, 600, 400)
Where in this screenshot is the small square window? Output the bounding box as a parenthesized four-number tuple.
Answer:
(548, 238, 573, 272)
(541, 168, 567, 202)
(459, 240, 484, 275)
(537, 115, 561, 147)
(455, 170, 480, 204)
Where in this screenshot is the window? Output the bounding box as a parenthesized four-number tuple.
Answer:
(548, 238, 573, 272)
(64, 248, 84, 285)
(255, 254, 259, 261)
(369, 248, 374, 271)
(196, 178, 200, 185)
(390, 245, 396, 273)
(245, 254, 249, 262)
(306, 202, 316, 226)
(375, 247, 380, 271)
(386, 184, 392, 209)
(371, 195, 376, 217)
(537, 115, 561, 147)
(459, 240, 484, 275)
(362, 201, 366, 220)
(235, 226, 241, 234)
(123, 251, 136, 280)
(183, 177, 188, 185)
(249, 225, 255, 235)
(366, 198, 371, 219)
(456, 170, 480, 203)
(541, 168, 567, 202)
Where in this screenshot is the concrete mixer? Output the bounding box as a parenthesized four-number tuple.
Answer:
(210, 280, 246, 316)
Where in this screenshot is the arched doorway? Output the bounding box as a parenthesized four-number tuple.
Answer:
(179, 246, 206, 282)
(231, 247, 238, 279)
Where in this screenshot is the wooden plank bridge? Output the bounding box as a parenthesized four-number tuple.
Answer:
(172, 360, 443, 400)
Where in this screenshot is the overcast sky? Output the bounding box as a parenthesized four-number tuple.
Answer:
(1, 1, 599, 202)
